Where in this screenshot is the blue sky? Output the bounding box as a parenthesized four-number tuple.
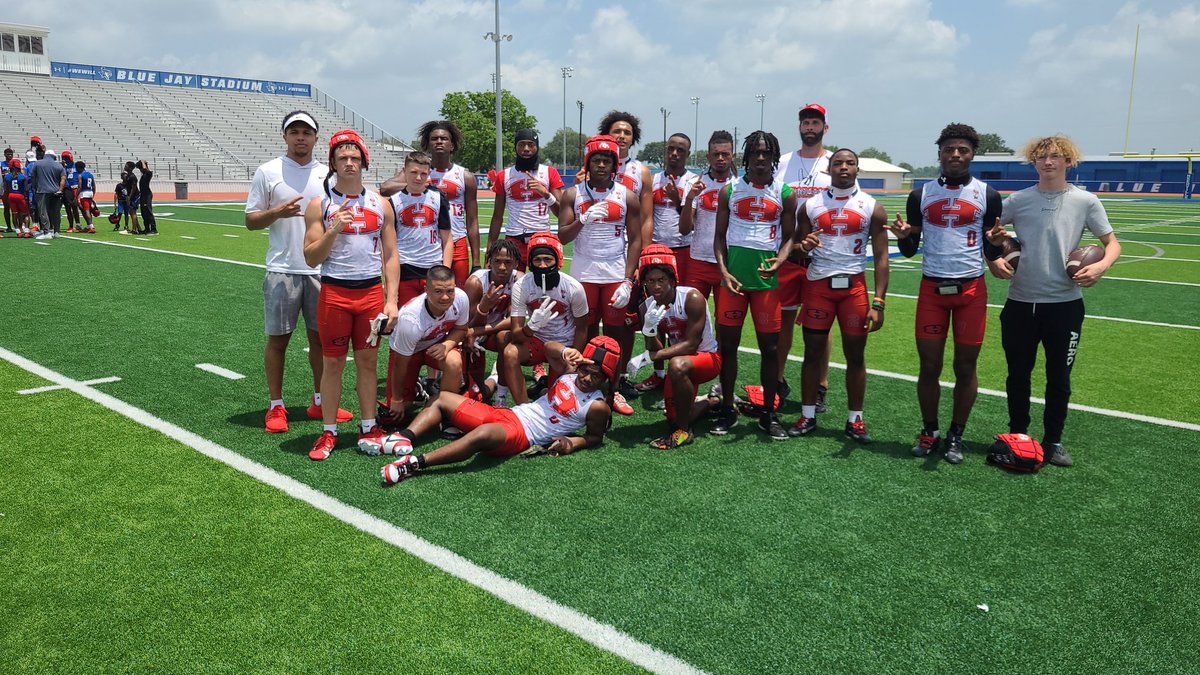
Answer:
(9, 0, 1198, 166)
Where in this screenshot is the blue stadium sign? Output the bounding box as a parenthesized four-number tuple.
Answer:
(50, 61, 311, 97)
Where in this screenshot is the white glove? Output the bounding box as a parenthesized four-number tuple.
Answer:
(526, 297, 560, 332)
(610, 279, 633, 309)
(366, 312, 388, 347)
(641, 299, 669, 337)
(626, 350, 651, 377)
(582, 201, 609, 225)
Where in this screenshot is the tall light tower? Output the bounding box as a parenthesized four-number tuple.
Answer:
(755, 93, 766, 130)
(660, 107, 670, 166)
(561, 66, 574, 166)
(690, 96, 700, 146)
(484, 0, 512, 172)
(576, 100, 584, 167)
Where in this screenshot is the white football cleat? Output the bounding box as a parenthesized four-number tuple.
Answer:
(381, 455, 420, 485)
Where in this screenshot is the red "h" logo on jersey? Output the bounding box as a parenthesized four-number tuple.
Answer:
(548, 380, 579, 416)
(734, 196, 779, 223)
(433, 177, 461, 201)
(816, 207, 865, 236)
(400, 204, 437, 229)
(508, 178, 537, 202)
(699, 189, 721, 212)
(924, 198, 979, 229)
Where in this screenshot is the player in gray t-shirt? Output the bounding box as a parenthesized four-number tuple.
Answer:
(986, 135, 1121, 468)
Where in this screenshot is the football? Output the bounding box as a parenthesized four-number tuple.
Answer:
(999, 237, 1022, 270)
(1066, 245, 1105, 278)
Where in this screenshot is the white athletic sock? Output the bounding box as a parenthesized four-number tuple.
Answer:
(654, 369, 665, 378)
(270, 399, 285, 409)
(802, 405, 816, 419)
(361, 419, 376, 433)
(323, 424, 338, 434)
(496, 385, 509, 398)
(312, 392, 322, 406)
(848, 410, 863, 423)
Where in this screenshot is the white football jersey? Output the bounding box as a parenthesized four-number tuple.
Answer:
(616, 157, 646, 196)
(468, 267, 518, 327)
(724, 177, 790, 252)
(642, 286, 717, 353)
(429, 163, 468, 241)
(651, 170, 696, 248)
(805, 188, 878, 280)
(918, 177, 989, 278)
(510, 271, 589, 345)
(571, 181, 630, 283)
(318, 189, 386, 281)
(775, 150, 833, 204)
(688, 171, 735, 263)
(390, 187, 447, 268)
(512, 373, 605, 447)
(501, 165, 561, 236)
(389, 288, 470, 356)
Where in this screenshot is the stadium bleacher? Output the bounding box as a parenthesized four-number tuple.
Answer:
(0, 71, 410, 182)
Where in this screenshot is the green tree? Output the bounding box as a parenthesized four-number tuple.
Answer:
(637, 141, 666, 167)
(908, 165, 940, 178)
(859, 147, 893, 164)
(977, 132, 1013, 154)
(545, 127, 587, 167)
(438, 90, 538, 172)
(898, 162, 914, 172)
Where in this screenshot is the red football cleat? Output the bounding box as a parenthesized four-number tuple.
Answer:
(356, 425, 388, 456)
(612, 392, 634, 416)
(381, 455, 420, 485)
(308, 431, 338, 461)
(634, 372, 665, 393)
(264, 405, 289, 434)
(306, 399, 353, 423)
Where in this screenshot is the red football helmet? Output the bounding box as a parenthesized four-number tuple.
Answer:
(328, 129, 370, 169)
(584, 135, 620, 169)
(526, 231, 564, 268)
(108, 213, 121, 224)
(638, 243, 678, 283)
(582, 335, 621, 380)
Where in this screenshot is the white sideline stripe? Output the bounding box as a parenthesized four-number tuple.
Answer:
(1121, 239, 1200, 247)
(223, 234, 240, 238)
(0, 346, 701, 675)
(35, 241, 51, 246)
(881, 264, 1200, 287)
(18, 375, 121, 395)
(180, 236, 197, 240)
(163, 217, 243, 229)
(195, 363, 246, 380)
(882, 292, 1200, 331)
(135, 237, 150, 241)
(737, 346, 1200, 432)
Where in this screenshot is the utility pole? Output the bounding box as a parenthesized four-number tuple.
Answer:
(576, 100, 584, 168)
(754, 93, 766, 130)
(484, 0, 512, 172)
(560, 66, 574, 165)
(660, 107, 670, 166)
(690, 96, 700, 145)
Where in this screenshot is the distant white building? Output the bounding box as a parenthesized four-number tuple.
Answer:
(856, 157, 908, 191)
(0, 23, 49, 76)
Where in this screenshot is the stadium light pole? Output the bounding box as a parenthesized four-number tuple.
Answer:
(561, 66, 574, 166)
(484, 0, 512, 172)
(690, 96, 700, 146)
(576, 100, 584, 167)
(660, 107, 670, 166)
(755, 93, 766, 130)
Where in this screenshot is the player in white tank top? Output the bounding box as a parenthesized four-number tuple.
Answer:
(302, 130, 400, 460)
(599, 111, 654, 257)
(650, 134, 697, 249)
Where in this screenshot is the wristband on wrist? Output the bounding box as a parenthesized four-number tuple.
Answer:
(544, 193, 557, 207)
(871, 297, 886, 311)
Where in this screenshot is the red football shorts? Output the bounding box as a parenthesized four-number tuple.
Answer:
(777, 260, 810, 311)
(396, 278, 426, 309)
(582, 281, 635, 328)
(669, 246, 690, 290)
(451, 237, 470, 286)
(5, 193, 28, 215)
(801, 273, 868, 337)
(317, 283, 384, 357)
(507, 235, 530, 272)
(716, 286, 782, 333)
(516, 336, 548, 365)
(684, 257, 722, 300)
(79, 197, 96, 216)
(916, 277, 988, 346)
(392, 347, 462, 402)
(450, 398, 530, 457)
(663, 351, 722, 423)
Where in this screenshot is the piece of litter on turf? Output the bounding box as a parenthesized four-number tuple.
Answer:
(977, 604, 989, 612)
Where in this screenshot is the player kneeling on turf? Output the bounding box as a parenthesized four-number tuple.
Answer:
(637, 245, 722, 450)
(377, 336, 620, 485)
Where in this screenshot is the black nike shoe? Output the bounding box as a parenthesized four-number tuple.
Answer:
(710, 407, 738, 435)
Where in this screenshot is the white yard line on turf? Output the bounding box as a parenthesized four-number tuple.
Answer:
(880, 292, 1199, 331)
(35, 241, 51, 246)
(880, 264, 1200, 287)
(223, 234, 240, 238)
(736, 346, 1200, 433)
(18, 375, 121, 395)
(180, 235, 197, 240)
(0, 346, 702, 675)
(195, 363, 246, 380)
(162, 217, 243, 228)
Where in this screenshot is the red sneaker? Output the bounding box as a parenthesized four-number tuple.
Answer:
(306, 399, 353, 423)
(264, 405, 289, 434)
(84, 227, 96, 234)
(308, 431, 338, 461)
(612, 392, 635, 416)
(381, 455, 420, 485)
(634, 372, 665, 393)
(845, 417, 872, 444)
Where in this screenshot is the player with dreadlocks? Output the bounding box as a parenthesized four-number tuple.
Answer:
(382, 121, 479, 285)
(463, 237, 524, 404)
(712, 131, 797, 440)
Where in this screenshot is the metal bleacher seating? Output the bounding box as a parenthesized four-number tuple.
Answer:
(0, 71, 409, 182)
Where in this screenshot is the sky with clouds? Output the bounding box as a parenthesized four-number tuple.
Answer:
(8, 0, 1198, 166)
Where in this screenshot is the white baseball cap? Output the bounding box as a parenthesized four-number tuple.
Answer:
(282, 111, 318, 132)
(44, 149, 57, 158)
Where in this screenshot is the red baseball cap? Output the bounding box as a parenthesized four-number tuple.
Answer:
(30, 135, 41, 144)
(799, 103, 826, 120)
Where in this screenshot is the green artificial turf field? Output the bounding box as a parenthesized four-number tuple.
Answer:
(2, 197, 1198, 672)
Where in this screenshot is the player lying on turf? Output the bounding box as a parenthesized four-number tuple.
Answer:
(371, 336, 620, 485)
